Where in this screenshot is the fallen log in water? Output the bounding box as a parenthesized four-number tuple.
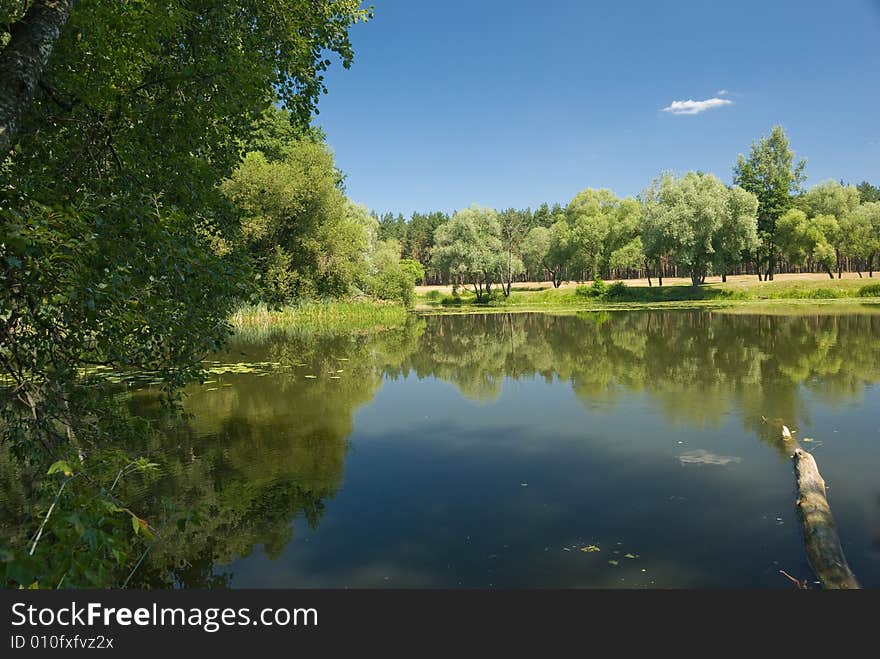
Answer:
(787, 440, 860, 589)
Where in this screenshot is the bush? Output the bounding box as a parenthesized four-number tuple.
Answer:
(400, 259, 425, 284)
(425, 290, 442, 302)
(440, 295, 463, 306)
(365, 263, 415, 307)
(858, 283, 880, 297)
(576, 278, 607, 298)
(604, 281, 628, 300)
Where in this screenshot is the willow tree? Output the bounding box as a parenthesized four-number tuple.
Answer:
(712, 186, 760, 281)
(432, 206, 504, 301)
(642, 172, 758, 286)
(497, 208, 531, 296)
(841, 202, 880, 276)
(797, 181, 861, 278)
(775, 209, 837, 278)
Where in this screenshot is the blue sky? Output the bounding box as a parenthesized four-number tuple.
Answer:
(316, 0, 880, 216)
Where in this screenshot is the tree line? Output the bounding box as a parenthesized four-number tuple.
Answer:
(375, 127, 880, 299)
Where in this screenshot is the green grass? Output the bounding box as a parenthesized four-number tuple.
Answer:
(230, 300, 409, 338)
(416, 278, 880, 314)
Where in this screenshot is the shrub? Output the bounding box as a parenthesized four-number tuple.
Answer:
(425, 290, 442, 302)
(576, 278, 607, 298)
(858, 283, 880, 297)
(399, 259, 425, 285)
(365, 263, 415, 307)
(604, 281, 628, 300)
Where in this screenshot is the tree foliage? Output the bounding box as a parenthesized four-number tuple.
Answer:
(642, 173, 759, 285)
(733, 126, 806, 278)
(0, 0, 370, 588)
(432, 206, 503, 301)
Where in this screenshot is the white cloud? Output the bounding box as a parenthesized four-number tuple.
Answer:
(661, 97, 732, 115)
(717, 89, 729, 96)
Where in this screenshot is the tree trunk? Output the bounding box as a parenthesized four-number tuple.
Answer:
(836, 248, 842, 279)
(791, 447, 860, 589)
(721, 273, 727, 283)
(504, 248, 513, 297)
(0, 0, 77, 156)
(825, 265, 834, 279)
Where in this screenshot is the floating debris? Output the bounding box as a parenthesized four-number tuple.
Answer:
(678, 449, 742, 466)
(608, 560, 619, 567)
(580, 545, 600, 553)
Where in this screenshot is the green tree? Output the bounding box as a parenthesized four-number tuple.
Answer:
(856, 181, 880, 203)
(0, 0, 369, 588)
(221, 144, 368, 302)
(642, 172, 757, 286)
(841, 202, 880, 276)
(775, 209, 837, 278)
(532, 202, 565, 229)
(497, 208, 530, 296)
(521, 226, 552, 282)
(640, 191, 676, 286)
(797, 180, 860, 277)
(377, 213, 408, 245)
(604, 199, 643, 278)
(404, 211, 448, 266)
(733, 126, 806, 280)
(364, 240, 419, 307)
(712, 186, 760, 281)
(432, 206, 503, 301)
(565, 189, 616, 279)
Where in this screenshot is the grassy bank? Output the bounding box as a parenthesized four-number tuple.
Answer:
(229, 279, 880, 337)
(416, 277, 880, 314)
(230, 301, 409, 338)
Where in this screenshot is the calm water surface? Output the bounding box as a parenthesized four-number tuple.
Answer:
(132, 310, 880, 588)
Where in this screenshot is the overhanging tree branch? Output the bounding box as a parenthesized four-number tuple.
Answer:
(0, 0, 77, 156)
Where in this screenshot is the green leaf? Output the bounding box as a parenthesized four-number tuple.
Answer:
(47, 461, 73, 477)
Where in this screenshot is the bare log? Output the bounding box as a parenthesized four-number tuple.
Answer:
(791, 446, 860, 589)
